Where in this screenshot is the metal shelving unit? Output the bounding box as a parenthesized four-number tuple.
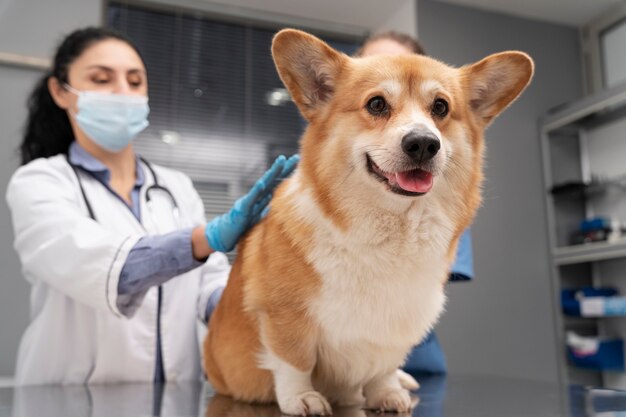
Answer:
(541, 80, 626, 390)
(554, 239, 626, 266)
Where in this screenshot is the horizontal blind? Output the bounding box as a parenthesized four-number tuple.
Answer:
(108, 3, 358, 227)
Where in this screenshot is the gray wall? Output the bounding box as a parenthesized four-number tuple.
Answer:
(0, 66, 39, 377)
(418, 0, 584, 382)
(0, 0, 101, 376)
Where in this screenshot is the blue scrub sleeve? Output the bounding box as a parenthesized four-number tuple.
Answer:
(404, 229, 474, 374)
(403, 332, 448, 374)
(449, 229, 473, 282)
(116, 227, 204, 316)
(204, 285, 225, 323)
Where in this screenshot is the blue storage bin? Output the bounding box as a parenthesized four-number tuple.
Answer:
(570, 386, 626, 416)
(561, 287, 619, 316)
(567, 337, 625, 371)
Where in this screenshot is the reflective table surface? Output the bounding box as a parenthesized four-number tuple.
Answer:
(1, 373, 625, 417)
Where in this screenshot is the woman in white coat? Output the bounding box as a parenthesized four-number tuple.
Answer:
(6, 27, 297, 386)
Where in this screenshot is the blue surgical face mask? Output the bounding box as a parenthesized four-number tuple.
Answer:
(65, 84, 150, 153)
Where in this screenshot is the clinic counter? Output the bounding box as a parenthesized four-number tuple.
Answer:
(0, 373, 623, 417)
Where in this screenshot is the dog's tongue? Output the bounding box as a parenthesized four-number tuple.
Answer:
(395, 169, 433, 193)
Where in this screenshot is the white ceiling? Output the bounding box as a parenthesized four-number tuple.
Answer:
(433, 0, 625, 27)
(193, 0, 625, 32)
(194, 0, 417, 35)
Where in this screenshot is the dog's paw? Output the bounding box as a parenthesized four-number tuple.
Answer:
(396, 369, 420, 391)
(279, 390, 333, 416)
(365, 388, 412, 413)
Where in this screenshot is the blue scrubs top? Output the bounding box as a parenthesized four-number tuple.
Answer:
(402, 229, 474, 374)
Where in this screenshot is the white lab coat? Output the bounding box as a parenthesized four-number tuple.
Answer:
(6, 154, 230, 386)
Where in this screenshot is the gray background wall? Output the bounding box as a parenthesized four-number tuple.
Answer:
(418, 0, 584, 382)
(0, 0, 101, 377)
(0, 65, 39, 378)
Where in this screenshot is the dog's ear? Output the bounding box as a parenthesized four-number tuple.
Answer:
(272, 29, 347, 121)
(461, 51, 534, 126)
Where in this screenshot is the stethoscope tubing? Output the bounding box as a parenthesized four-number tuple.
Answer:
(67, 154, 180, 224)
(139, 156, 179, 210)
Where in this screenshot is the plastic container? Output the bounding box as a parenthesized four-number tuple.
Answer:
(562, 287, 619, 317)
(567, 332, 625, 372)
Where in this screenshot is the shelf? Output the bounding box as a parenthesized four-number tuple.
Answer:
(565, 314, 626, 321)
(564, 316, 599, 327)
(542, 71, 626, 390)
(553, 239, 626, 265)
(551, 177, 626, 199)
(542, 79, 626, 132)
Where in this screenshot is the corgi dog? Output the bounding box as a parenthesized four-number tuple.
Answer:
(203, 29, 533, 415)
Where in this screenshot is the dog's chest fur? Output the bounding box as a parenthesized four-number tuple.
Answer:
(286, 177, 450, 384)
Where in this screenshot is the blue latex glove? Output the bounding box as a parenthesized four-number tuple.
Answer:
(205, 154, 300, 252)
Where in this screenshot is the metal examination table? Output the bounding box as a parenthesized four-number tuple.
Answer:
(1, 373, 623, 416)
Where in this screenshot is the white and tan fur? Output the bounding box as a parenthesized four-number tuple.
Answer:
(203, 29, 533, 415)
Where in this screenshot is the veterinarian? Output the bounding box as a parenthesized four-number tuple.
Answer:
(358, 31, 475, 374)
(6, 26, 297, 385)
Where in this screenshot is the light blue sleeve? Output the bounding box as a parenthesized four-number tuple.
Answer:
(204, 285, 225, 323)
(449, 229, 474, 281)
(403, 230, 474, 375)
(403, 332, 447, 374)
(116, 227, 204, 316)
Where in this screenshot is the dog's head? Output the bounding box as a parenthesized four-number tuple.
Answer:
(272, 29, 533, 224)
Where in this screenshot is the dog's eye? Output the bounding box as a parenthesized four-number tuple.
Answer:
(366, 96, 388, 116)
(431, 98, 449, 118)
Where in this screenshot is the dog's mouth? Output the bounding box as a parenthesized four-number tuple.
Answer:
(366, 154, 434, 196)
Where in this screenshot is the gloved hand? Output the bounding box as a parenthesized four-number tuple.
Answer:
(205, 154, 300, 252)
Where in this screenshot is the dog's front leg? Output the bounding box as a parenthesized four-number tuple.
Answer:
(272, 358, 332, 416)
(363, 370, 412, 413)
(259, 313, 331, 416)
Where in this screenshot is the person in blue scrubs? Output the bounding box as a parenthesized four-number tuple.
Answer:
(403, 231, 473, 374)
(357, 32, 475, 375)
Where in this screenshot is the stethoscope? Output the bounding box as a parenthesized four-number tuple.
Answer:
(140, 157, 181, 228)
(67, 154, 180, 228)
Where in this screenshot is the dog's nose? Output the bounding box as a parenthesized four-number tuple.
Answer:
(401, 130, 441, 163)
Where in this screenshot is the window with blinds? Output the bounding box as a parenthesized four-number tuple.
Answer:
(107, 3, 359, 226)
